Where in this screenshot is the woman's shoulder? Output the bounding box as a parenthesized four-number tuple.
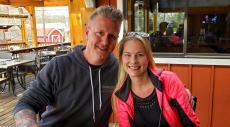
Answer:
(150, 68, 184, 92)
(150, 67, 177, 78)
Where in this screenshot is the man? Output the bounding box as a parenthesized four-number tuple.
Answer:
(14, 5, 123, 127)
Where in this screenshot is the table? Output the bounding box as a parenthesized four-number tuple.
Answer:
(0, 59, 34, 95)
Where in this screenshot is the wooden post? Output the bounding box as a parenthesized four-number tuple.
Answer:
(20, 18, 27, 45)
(25, 6, 38, 47)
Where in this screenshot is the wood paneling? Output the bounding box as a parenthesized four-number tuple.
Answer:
(96, 0, 117, 7)
(155, 64, 169, 71)
(0, 0, 44, 6)
(171, 64, 190, 88)
(155, 63, 230, 127)
(212, 66, 230, 127)
(191, 65, 213, 127)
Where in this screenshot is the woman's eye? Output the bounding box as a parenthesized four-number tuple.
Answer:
(123, 53, 130, 57)
(138, 53, 144, 56)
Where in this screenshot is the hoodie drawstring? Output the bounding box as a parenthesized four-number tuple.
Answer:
(98, 69, 102, 110)
(89, 67, 102, 122)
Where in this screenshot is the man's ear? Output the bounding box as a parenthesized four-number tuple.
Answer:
(85, 24, 89, 40)
(85, 24, 89, 35)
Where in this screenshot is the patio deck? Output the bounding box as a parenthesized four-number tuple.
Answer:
(0, 75, 35, 127)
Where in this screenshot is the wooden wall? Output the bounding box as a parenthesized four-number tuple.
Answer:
(156, 64, 230, 127)
(96, 0, 117, 7)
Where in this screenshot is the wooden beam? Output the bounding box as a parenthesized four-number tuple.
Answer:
(7, 0, 44, 6)
(21, 18, 27, 43)
(159, 6, 230, 14)
(69, 0, 95, 47)
(0, 0, 72, 7)
(44, 0, 69, 6)
(0, 0, 9, 4)
(24, 6, 38, 46)
(127, 0, 134, 31)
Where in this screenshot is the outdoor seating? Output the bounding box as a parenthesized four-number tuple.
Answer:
(18, 52, 38, 78)
(0, 70, 10, 92)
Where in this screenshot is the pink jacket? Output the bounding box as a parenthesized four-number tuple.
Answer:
(115, 68, 200, 127)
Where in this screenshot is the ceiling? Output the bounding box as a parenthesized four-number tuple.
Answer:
(0, 0, 70, 7)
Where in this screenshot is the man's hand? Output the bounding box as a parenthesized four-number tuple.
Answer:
(14, 109, 38, 127)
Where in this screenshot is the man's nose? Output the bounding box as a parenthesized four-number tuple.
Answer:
(101, 35, 109, 46)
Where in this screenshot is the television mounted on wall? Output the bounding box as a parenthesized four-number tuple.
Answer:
(202, 14, 218, 24)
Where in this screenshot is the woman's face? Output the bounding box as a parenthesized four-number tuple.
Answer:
(122, 39, 149, 78)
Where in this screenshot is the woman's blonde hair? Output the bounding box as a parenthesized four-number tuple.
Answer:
(111, 32, 155, 113)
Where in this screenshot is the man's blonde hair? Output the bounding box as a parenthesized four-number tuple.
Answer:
(88, 5, 123, 24)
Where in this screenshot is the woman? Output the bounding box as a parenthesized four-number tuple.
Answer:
(112, 32, 200, 127)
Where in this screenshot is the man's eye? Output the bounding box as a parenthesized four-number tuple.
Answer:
(111, 34, 119, 39)
(109, 35, 117, 40)
(96, 32, 103, 36)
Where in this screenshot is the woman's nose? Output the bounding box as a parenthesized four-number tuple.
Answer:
(130, 55, 137, 63)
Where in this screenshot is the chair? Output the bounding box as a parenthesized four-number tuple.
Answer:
(0, 70, 10, 92)
(192, 96, 197, 111)
(56, 50, 69, 56)
(16, 53, 38, 89)
(18, 52, 38, 77)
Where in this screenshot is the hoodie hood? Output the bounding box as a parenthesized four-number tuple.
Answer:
(72, 45, 117, 70)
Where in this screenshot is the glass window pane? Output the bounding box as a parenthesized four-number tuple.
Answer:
(187, 12, 230, 53)
(35, 6, 70, 45)
(146, 0, 230, 54)
(134, 0, 145, 32)
(150, 10, 185, 52)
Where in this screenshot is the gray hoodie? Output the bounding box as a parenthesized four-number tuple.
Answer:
(14, 45, 118, 127)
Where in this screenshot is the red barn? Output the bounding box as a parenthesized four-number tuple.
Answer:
(37, 28, 63, 42)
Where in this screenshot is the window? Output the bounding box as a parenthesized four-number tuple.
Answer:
(129, 0, 230, 55)
(35, 6, 70, 45)
(151, 12, 184, 52)
(134, 0, 145, 32)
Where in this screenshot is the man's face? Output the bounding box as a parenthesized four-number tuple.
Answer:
(85, 15, 121, 65)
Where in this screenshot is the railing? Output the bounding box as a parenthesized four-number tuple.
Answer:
(8, 42, 71, 54)
(0, 41, 26, 51)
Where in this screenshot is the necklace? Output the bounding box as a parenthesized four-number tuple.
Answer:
(132, 89, 161, 127)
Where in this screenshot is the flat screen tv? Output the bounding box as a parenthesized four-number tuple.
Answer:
(202, 14, 217, 24)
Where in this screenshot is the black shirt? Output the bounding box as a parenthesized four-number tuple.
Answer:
(132, 89, 170, 127)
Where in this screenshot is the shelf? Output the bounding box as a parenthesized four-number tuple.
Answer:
(0, 25, 14, 29)
(0, 14, 28, 18)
